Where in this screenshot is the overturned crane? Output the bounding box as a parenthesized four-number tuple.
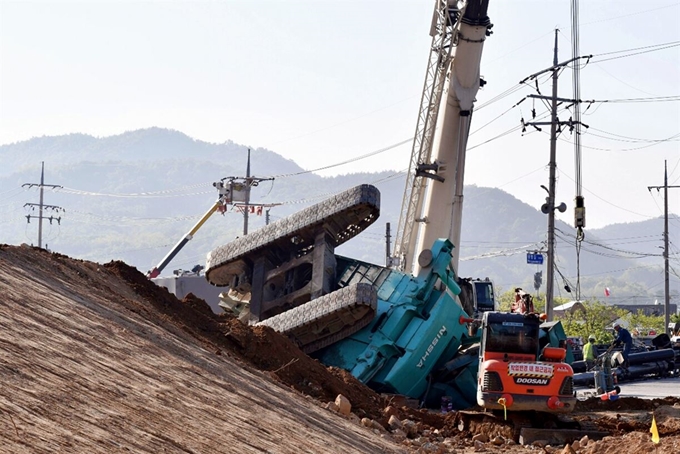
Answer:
(206, 184, 484, 407)
(206, 0, 575, 414)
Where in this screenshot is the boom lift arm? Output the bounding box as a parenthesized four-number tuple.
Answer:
(147, 199, 227, 279)
(147, 178, 243, 279)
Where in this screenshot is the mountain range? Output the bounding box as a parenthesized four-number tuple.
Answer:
(1, 128, 677, 306)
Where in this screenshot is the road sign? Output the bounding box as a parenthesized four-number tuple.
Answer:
(527, 252, 544, 265)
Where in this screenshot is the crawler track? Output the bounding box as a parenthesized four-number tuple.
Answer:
(257, 282, 378, 354)
(205, 184, 380, 287)
(452, 409, 606, 444)
(205, 185, 381, 349)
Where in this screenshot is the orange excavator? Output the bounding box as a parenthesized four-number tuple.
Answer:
(476, 311, 576, 413)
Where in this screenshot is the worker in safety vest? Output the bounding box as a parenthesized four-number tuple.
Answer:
(582, 335, 597, 370)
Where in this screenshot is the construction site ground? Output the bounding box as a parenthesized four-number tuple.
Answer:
(1, 244, 679, 454)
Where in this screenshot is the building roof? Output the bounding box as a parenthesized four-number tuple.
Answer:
(553, 301, 586, 315)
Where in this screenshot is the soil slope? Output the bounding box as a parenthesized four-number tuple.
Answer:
(1, 244, 679, 454)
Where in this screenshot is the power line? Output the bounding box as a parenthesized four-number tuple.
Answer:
(270, 139, 412, 178)
(459, 242, 543, 261)
(584, 129, 680, 144)
(556, 227, 662, 258)
(557, 169, 660, 220)
(553, 130, 680, 152)
(590, 41, 680, 64)
(58, 185, 213, 198)
(589, 95, 680, 103)
(593, 40, 680, 57)
(581, 2, 680, 26)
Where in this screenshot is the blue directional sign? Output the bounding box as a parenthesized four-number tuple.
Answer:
(527, 252, 544, 265)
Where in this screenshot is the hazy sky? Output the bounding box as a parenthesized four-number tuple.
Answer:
(1, 0, 679, 230)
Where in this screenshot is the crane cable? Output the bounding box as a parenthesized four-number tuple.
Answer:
(571, 0, 584, 301)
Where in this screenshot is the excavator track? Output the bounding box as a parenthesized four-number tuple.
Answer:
(452, 410, 607, 445)
(256, 282, 377, 354)
(205, 184, 380, 287)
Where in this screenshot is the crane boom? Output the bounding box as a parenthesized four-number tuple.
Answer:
(394, 0, 492, 275)
(393, 0, 457, 272)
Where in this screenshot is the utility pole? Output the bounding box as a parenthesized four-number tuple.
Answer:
(545, 30, 560, 323)
(648, 160, 679, 335)
(244, 149, 252, 235)
(213, 149, 276, 237)
(521, 30, 586, 321)
(22, 162, 63, 249)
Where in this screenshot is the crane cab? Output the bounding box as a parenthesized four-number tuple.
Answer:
(457, 277, 496, 318)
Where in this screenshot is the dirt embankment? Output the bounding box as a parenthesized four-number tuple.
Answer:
(1, 244, 679, 454)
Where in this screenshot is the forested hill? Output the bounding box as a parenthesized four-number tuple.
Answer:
(0, 127, 307, 179)
(0, 128, 676, 304)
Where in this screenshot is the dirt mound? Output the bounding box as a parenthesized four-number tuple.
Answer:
(0, 245, 405, 453)
(102, 259, 459, 430)
(3, 244, 680, 453)
(103, 258, 389, 420)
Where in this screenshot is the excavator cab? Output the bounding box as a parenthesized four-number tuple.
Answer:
(477, 312, 576, 413)
(483, 314, 540, 359)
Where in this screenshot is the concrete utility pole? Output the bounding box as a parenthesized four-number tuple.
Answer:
(545, 30, 560, 322)
(243, 149, 252, 235)
(22, 162, 63, 249)
(521, 30, 586, 321)
(648, 160, 679, 335)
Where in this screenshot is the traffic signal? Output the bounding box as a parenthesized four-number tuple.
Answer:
(533, 271, 543, 290)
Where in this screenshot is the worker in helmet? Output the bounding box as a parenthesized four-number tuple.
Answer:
(582, 335, 598, 370)
(612, 323, 632, 369)
(511, 288, 535, 314)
